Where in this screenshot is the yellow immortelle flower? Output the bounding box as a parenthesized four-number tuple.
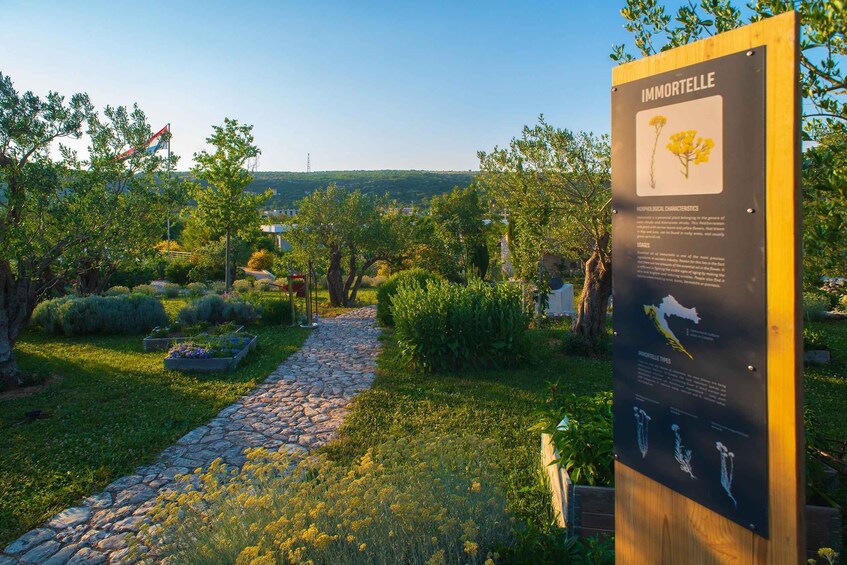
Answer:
(648, 115, 667, 127)
(359, 543, 367, 552)
(471, 480, 481, 493)
(463, 540, 479, 556)
(666, 129, 714, 179)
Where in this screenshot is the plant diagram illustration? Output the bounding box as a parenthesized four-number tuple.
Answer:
(636, 95, 723, 196)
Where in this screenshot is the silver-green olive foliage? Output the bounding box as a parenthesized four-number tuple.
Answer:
(612, 0, 846, 132)
(0, 73, 180, 380)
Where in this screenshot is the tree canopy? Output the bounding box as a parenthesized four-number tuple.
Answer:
(479, 116, 612, 346)
(612, 0, 847, 134)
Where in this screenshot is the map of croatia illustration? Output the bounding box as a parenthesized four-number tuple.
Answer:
(644, 295, 701, 359)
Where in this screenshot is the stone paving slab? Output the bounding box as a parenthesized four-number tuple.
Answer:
(2, 307, 380, 564)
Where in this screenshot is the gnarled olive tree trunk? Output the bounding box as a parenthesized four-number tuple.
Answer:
(0, 262, 36, 385)
(326, 244, 346, 307)
(572, 236, 612, 349)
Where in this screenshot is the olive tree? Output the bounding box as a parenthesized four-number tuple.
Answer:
(479, 117, 612, 348)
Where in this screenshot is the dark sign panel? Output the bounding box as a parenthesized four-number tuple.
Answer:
(611, 48, 768, 536)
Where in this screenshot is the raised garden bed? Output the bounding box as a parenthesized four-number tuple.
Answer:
(164, 334, 257, 373)
(541, 433, 843, 559)
(143, 324, 244, 352)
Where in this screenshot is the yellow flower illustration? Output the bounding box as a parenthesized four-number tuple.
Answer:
(667, 129, 714, 179)
(647, 115, 667, 188)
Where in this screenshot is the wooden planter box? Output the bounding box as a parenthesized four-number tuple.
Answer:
(163, 335, 257, 373)
(541, 434, 842, 559)
(143, 325, 244, 352)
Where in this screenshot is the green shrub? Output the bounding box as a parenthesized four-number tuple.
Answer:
(140, 435, 512, 564)
(131, 284, 159, 296)
(177, 295, 259, 326)
(803, 326, 830, 351)
(163, 259, 192, 285)
(210, 281, 226, 294)
(804, 292, 830, 321)
(232, 278, 253, 293)
(104, 285, 130, 296)
(260, 298, 295, 326)
(376, 268, 443, 327)
(392, 279, 531, 372)
(256, 278, 274, 291)
(32, 295, 169, 336)
(186, 282, 207, 297)
(162, 283, 181, 298)
(109, 259, 160, 288)
(534, 391, 614, 487)
(840, 293, 847, 311)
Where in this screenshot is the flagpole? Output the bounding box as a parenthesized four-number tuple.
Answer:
(166, 123, 172, 256)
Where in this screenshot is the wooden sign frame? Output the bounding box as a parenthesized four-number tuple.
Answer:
(611, 12, 802, 564)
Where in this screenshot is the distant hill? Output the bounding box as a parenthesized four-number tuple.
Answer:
(246, 170, 478, 207)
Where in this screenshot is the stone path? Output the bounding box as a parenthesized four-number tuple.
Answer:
(1, 307, 380, 564)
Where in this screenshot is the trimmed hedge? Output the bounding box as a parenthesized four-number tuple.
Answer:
(177, 295, 259, 326)
(32, 295, 169, 336)
(376, 269, 443, 327)
(392, 279, 531, 372)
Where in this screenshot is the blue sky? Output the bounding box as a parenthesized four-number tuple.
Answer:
(5, 1, 635, 171)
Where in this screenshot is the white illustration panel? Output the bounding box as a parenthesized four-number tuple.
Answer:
(636, 95, 723, 196)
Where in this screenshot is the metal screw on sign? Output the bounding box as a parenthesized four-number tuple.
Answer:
(746, 208, 755, 214)
(613, 331, 619, 337)
(747, 365, 756, 372)
(749, 523, 756, 530)
(746, 50, 755, 56)
(613, 209, 618, 214)
(611, 87, 618, 92)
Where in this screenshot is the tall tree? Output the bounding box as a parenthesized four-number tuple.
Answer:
(0, 74, 177, 382)
(188, 118, 269, 291)
(479, 117, 612, 348)
(72, 106, 181, 294)
(428, 185, 492, 281)
(802, 122, 847, 282)
(0, 73, 92, 382)
(612, 0, 846, 132)
(289, 184, 412, 306)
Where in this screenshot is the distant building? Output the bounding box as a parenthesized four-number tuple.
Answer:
(261, 224, 293, 251)
(262, 209, 298, 218)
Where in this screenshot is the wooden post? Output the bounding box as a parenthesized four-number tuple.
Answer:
(612, 12, 802, 564)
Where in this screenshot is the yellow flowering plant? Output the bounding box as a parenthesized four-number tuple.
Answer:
(136, 435, 513, 564)
(666, 130, 714, 180)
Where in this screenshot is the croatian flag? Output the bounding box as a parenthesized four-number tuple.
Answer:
(117, 125, 170, 161)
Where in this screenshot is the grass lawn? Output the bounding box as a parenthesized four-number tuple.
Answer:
(805, 318, 847, 441)
(0, 298, 309, 546)
(322, 322, 613, 529)
(311, 287, 378, 318)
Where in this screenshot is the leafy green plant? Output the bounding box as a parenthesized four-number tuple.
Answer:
(163, 259, 192, 285)
(104, 285, 130, 296)
(162, 283, 181, 298)
(177, 294, 259, 326)
(186, 282, 207, 297)
(392, 279, 531, 372)
(139, 435, 513, 564)
(534, 390, 614, 487)
(376, 269, 443, 327)
(804, 326, 830, 351)
(232, 278, 254, 293)
(31, 295, 169, 336)
(260, 297, 295, 326)
(131, 284, 159, 297)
